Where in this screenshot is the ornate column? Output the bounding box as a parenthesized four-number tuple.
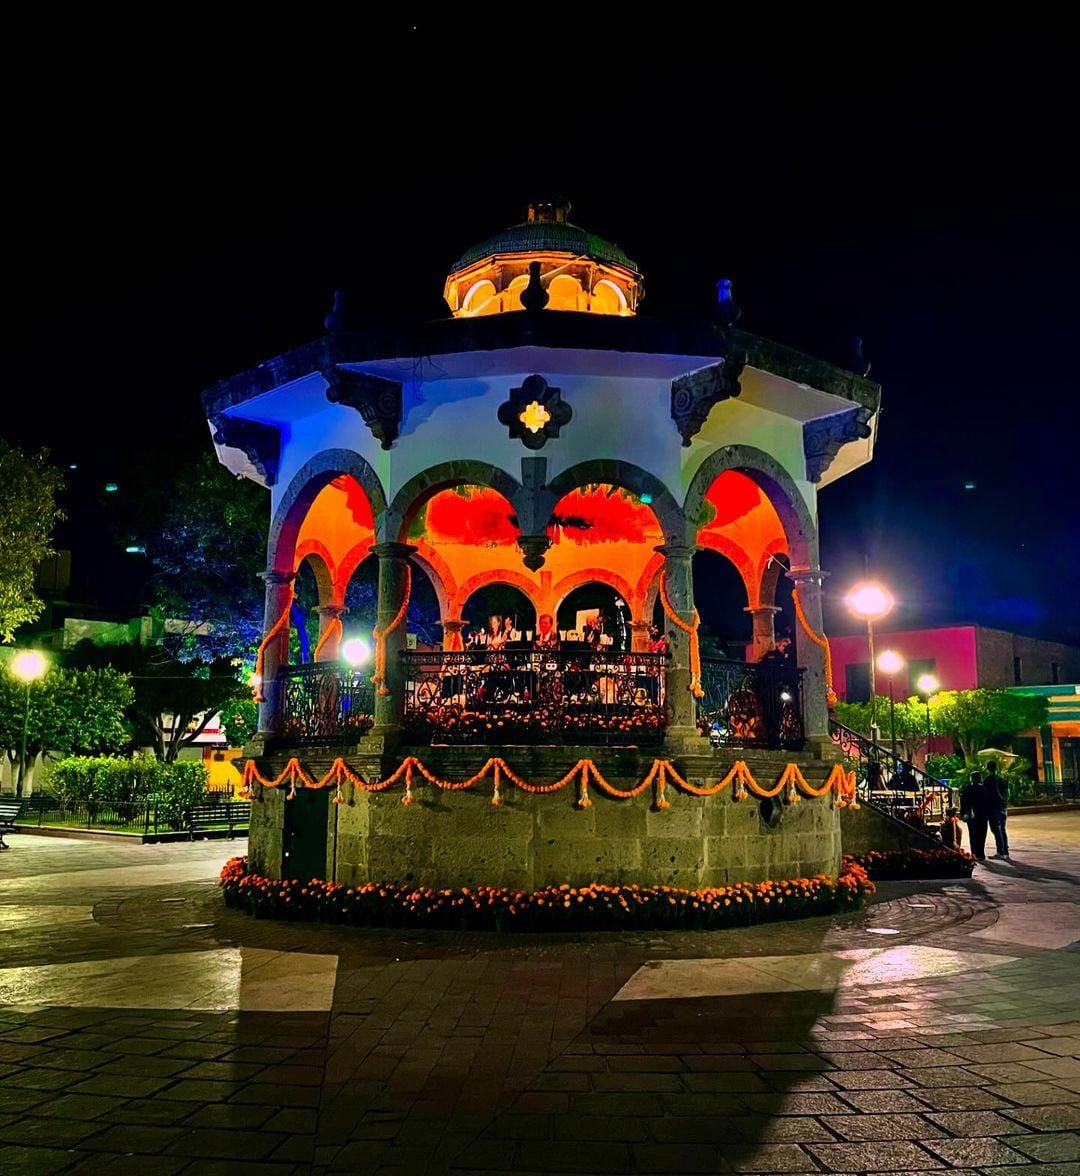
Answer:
(371, 542, 416, 734)
(655, 542, 704, 749)
(315, 604, 347, 662)
(442, 618, 465, 652)
(631, 620, 651, 653)
(257, 570, 295, 735)
(788, 566, 829, 739)
(744, 605, 781, 662)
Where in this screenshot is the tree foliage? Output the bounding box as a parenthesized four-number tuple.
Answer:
(834, 695, 930, 758)
(0, 666, 134, 762)
(929, 689, 1049, 759)
(136, 452, 267, 661)
(67, 640, 244, 761)
(0, 439, 65, 641)
(220, 696, 258, 748)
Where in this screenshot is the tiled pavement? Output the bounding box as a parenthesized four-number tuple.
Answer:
(0, 812, 1077, 1174)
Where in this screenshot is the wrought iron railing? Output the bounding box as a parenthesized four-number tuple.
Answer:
(829, 718, 950, 822)
(401, 649, 667, 746)
(279, 662, 376, 745)
(697, 658, 805, 750)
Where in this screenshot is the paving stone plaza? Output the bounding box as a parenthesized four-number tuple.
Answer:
(0, 812, 1077, 1174)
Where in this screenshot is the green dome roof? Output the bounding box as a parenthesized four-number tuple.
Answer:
(451, 217, 640, 274)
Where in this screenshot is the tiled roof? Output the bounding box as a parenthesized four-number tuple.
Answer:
(450, 221, 640, 274)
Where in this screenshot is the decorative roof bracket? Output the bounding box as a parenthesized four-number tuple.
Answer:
(210, 415, 281, 485)
(325, 367, 403, 450)
(671, 350, 745, 446)
(802, 405, 874, 483)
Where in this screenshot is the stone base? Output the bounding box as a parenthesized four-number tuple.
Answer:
(243, 744, 844, 889)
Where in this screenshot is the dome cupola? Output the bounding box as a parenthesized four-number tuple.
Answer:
(444, 200, 643, 317)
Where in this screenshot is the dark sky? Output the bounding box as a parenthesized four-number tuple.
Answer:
(8, 24, 1079, 643)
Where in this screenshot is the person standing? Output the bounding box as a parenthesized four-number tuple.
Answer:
(983, 759, 1010, 859)
(960, 771, 989, 861)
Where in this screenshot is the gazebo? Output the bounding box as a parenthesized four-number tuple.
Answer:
(204, 200, 880, 888)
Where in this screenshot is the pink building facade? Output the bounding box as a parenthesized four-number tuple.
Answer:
(831, 624, 1080, 702)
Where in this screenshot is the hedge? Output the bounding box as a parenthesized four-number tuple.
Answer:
(848, 847, 976, 880)
(46, 755, 209, 831)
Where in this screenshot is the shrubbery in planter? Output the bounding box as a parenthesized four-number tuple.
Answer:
(219, 856, 874, 933)
(845, 848, 975, 880)
(46, 755, 210, 830)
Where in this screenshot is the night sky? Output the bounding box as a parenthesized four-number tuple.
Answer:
(8, 28, 1078, 644)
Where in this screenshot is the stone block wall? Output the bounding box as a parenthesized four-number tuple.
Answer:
(245, 745, 844, 889)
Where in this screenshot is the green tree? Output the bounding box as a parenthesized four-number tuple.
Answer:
(131, 452, 267, 661)
(67, 641, 245, 761)
(0, 667, 135, 785)
(929, 689, 1049, 760)
(220, 696, 258, 748)
(0, 439, 65, 640)
(834, 695, 929, 758)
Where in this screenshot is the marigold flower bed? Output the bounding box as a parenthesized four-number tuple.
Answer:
(219, 856, 874, 933)
(847, 847, 975, 880)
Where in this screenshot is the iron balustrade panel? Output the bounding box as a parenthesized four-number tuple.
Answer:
(828, 718, 950, 821)
(279, 663, 376, 745)
(401, 649, 667, 745)
(698, 658, 805, 750)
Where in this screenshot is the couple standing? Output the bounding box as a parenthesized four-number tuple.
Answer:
(959, 760, 1010, 860)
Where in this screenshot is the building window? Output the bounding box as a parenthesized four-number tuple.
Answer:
(1051, 661, 1061, 685)
(1013, 655, 1023, 685)
(846, 662, 871, 704)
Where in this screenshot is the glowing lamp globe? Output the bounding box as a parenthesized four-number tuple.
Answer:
(917, 673, 940, 697)
(342, 638, 371, 666)
(877, 649, 904, 675)
(11, 650, 48, 683)
(845, 582, 895, 622)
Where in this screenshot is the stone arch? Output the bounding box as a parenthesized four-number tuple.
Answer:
(696, 532, 757, 603)
(385, 460, 522, 542)
(269, 449, 387, 574)
(683, 445, 817, 569)
(550, 568, 636, 617)
(636, 553, 667, 621)
(410, 547, 454, 621)
(293, 542, 336, 604)
(545, 459, 686, 544)
(335, 538, 378, 602)
(455, 570, 541, 617)
(756, 540, 790, 609)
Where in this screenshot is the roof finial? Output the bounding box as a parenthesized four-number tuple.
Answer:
(520, 260, 550, 312)
(527, 198, 570, 224)
(714, 278, 741, 327)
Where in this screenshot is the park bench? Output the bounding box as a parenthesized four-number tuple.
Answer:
(0, 800, 22, 850)
(186, 802, 250, 840)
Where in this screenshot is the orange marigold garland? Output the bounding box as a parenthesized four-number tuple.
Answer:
(791, 587, 837, 707)
(313, 614, 343, 662)
(372, 564, 411, 697)
(658, 570, 705, 699)
(252, 586, 295, 702)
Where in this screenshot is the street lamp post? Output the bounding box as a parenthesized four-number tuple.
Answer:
(9, 650, 49, 798)
(917, 672, 939, 766)
(877, 648, 905, 762)
(844, 582, 895, 745)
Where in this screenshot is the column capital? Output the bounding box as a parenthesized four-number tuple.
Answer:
(317, 603, 348, 620)
(744, 604, 781, 617)
(260, 570, 296, 587)
(371, 541, 418, 561)
(786, 565, 828, 585)
(654, 542, 699, 562)
(442, 618, 465, 630)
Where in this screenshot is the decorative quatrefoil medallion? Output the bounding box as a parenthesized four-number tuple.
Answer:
(497, 374, 572, 450)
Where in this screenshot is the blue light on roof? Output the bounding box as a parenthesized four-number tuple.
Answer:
(125, 545, 145, 554)
(104, 482, 119, 493)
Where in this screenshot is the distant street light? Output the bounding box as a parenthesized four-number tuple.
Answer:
(917, 672, 940, 764)
(845, 581, 895, 743)
(877, 648, 905, 760)
(9, 650, 49, 797)
(342, 638, 371, 666)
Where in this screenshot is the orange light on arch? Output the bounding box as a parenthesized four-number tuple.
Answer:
(697, 471, 788, 606)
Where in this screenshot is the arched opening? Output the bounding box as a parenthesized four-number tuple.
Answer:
(343, 551, 443, 652)
(547, 273, 584, 310)
(692, 550, 752, 659)
(461, 278, 498, 316)
(591, 278, 627, 315)
(461, 583, 537, 646)
(556, 581, 632, 651)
